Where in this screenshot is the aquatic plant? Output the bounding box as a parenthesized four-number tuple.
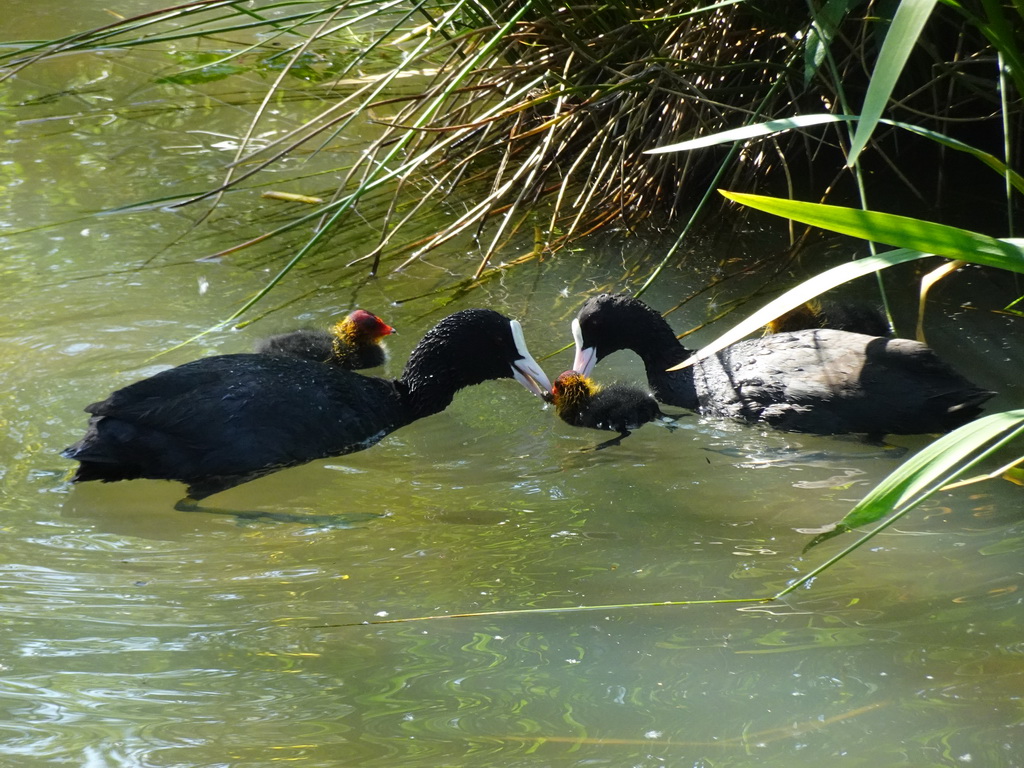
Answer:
(3, 1, 1016, 294)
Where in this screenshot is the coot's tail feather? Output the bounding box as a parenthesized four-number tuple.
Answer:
(939, 388, 996, 420)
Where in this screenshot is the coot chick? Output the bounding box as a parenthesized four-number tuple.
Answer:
(549, 370, 667, 449)
(63, 309, 551, 510)
(254, 309, 394, 369)
(765, 299, 891, 337)
(571, 293, 994, 438)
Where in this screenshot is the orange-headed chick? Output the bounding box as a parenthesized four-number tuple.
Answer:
(550, 370, 665, 448)
(255, 309, 394, 369)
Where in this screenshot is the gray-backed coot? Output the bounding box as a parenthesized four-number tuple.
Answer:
(254, 308, 394, 369)
(571, 293, 994, 438)
(63, 309, 550, 509)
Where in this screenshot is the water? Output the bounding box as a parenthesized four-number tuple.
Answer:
(3, 4, 1024, 766)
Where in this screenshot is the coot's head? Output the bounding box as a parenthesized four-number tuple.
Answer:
(571, 293, 679, 376)
(402, 308, 551, 399)
(333, 309, 395, 344)
(549, 370, 596, 416)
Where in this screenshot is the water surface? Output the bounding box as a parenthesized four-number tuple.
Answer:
(2, 4, 1024, 766)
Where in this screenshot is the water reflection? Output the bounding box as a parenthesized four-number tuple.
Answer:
(2, 3, 1024, 767)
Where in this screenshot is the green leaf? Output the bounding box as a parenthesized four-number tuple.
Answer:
(646, 115, 1024, 194)
(804, 0, 855, 84)
(645, 114, 849, 154)
(887, 120, 1024, 195)
(837, 410, 1024, 530)
(672, 193, 1024, 371)
(847, 0, 938, 164)
(719, 192, 1024, 271)
(797, 409, 1024, 554)
(800, 523, 851, 550)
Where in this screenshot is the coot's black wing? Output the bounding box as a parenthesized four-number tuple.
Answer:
(66, 354, 405, 495)
(692, 331, 854, 431)
(587, 384, 663, 432)
(852, 335, 993, 433)
(695, 331, 992, 435)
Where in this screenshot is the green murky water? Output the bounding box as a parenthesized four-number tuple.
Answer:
(2, 4, 1024, 766)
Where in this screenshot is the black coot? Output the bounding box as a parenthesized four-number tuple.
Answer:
(63, 309, 550, 509)
(571, 293, 994, 438)
(549, 370, 667, 449)
(255, 308, 394, 369)
(765, 299, 891, 337)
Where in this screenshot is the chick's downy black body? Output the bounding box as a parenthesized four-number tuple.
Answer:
(254, 308, 394, 369)
(550, 371, 668, 449)
(572, 293, 994, 437)
(551, 371, 662, 433)
(63, 309, 550, 506)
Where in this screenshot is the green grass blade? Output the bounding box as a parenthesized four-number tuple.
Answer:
(719, 192, 1024, 270)
(838, 410, 1024, 529)
(647, 114, 1024, 193)
(645, 114, 850, 153)
(799, 410, 1024, 552)
(784, 410, 1024, 589)
(804, 0, 855, 83)
(847, 0, 938, 164)
(973, 0, 1024, 97)
(886, 120, 1024, 194)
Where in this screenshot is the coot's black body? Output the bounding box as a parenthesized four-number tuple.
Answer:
(572, 294, 994, 438)
(551, 371, 663, 434)
(254, 309, 393, 369)
(64, 309, 550, 505)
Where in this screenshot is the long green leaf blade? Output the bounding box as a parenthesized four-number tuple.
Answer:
(646, 115, 1024, 193)
(671, 193, 1024, 371)
(800, 410, 1024, 551)
(847, 0, 938, 164)
(804, 0, 855, 83)
(720, 192, 1024, 271)
(645, 114, 848, 153)
(842, 411, 1024, 528)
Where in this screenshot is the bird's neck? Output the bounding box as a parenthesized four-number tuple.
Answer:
(625, 321, 691, 375)
(630, 332, 699, 410)
(398, 355, 494, 422)
(638, 336, 690, 370)
(397, 378, 456, 421)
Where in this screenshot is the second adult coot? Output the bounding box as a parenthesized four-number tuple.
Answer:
(571, 293, 994, 438)
(63, 309, 551, 509)
(255, 308, 395, 369)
